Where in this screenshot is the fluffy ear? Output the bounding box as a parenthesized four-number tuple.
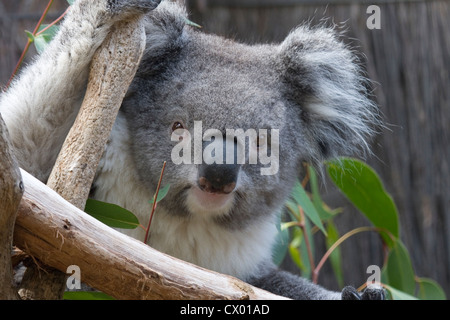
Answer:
(137, 1, 188, 75)
(278, 25, 380, 165)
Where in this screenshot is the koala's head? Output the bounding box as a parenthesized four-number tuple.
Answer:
(121, 2, 379, 229)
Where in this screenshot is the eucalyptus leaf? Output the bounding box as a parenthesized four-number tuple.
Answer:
(383, 284, 418, 300)
(308, 165, 335, 220)
(285, 200, 300, 221)
(326, 221, 344, 288)
(148, 184, 170, 204)
(272, 213, 290, 266)
(416, 277, 446, 300)
(385, 240, 416, 295)
(25, 30, 35, 42)
(289, 242, 304, 271)
(298, 218, 314, 280)
(84, 199, 140, 229)
(290, 181, 327, 236)
(290, 227, 303, 248)
(33, 25, 60, 54)
(288, 227, 313, 278)
(185, 18, 202, 28)
(272, 230, 289, 266)
(326, 157, 399, 247)
(63, 291, 115, 300)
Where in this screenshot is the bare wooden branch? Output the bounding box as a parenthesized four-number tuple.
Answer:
(14, 169, 287, 300)
(0, 115, 23, 300)
(17, 16, 148, 300)
(47, 16, 147, 209)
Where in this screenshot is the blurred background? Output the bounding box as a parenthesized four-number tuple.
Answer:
(0, 0, 448, 297)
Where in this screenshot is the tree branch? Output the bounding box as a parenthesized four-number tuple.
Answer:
(14, 169, 287, 300)
(47, 16, 147, 209)
(17, 15, 148, 299)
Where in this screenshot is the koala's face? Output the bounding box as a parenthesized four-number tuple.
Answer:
(121, 14, 377, 228)
(122, 34, 304, 228)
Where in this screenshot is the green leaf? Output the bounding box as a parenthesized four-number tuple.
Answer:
(33, 25, 60, 54)
(185, 18, 202, 28)
(84, 199, 140, 229)
(284, 196, 315, 279)
(148, 184, 170, 204)
(384, 285, 418, 300)
(63, 291, 115, 300)
(326, 157, 399, 247)
(285, 200, 300, 221)
(288, 243, 303, 271)
(290, 181, 327, 236)
(25, 30, 35, 42)
(289, 227, 303, 248)
(416, 277, 446, 300)
(325, 221, 344, 288)
(308, 166, 336, 220)
(288, 227, 313, 279)
(272, 213, 290, 266)
(299, 218, 314, 279)
(385, 240, 416, 295)
(272, 230, 289, 266)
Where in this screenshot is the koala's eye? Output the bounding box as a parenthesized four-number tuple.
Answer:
(171, 121, 184, 132)
(170, 121, 187, 142)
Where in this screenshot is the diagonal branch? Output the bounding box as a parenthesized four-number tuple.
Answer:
(17, 15, 148, 300)
(14, 169, 287, 300)
(46, 16, 147, 209)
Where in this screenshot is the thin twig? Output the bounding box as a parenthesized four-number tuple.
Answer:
(301, 163, 310, 188)
(298, 205, 316, 277)
(5, 0, 56, 89)
(144, 161, 167, 244)
(312, 226, 395, 284)
(35, 7, 69, 37)
(6, 41, 31, 89)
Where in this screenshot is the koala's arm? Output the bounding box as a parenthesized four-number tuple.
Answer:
(248, 263, 385, 300)
(248, 263, 340, 300)
(0, 0, 160, 181)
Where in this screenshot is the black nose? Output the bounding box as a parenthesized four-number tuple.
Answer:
(198, 137, 240, 194)
(198, 164, 238, 194)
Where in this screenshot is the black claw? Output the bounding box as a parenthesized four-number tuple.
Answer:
(341, 286, 362, 300)
(361, 286, 386, 300)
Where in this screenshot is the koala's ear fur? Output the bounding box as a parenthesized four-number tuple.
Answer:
(138, 1, 188, 75)
(278, 26, 380, 165)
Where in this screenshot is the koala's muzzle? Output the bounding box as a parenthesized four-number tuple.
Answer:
(198, 138, 240, 194)
(198, 164, 238, 194)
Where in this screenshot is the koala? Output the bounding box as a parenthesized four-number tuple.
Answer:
(0, 0, 384, 300)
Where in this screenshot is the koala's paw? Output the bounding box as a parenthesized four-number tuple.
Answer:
(107, 0, 162, 15)
(341, 285, 385, 300)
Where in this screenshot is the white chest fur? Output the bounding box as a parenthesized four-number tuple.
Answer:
(93, 115, 277, 280)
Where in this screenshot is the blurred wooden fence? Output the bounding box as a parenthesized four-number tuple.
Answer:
(1, 0, 448, 297)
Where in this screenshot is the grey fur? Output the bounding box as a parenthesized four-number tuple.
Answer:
(0, 0, 383, 300)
